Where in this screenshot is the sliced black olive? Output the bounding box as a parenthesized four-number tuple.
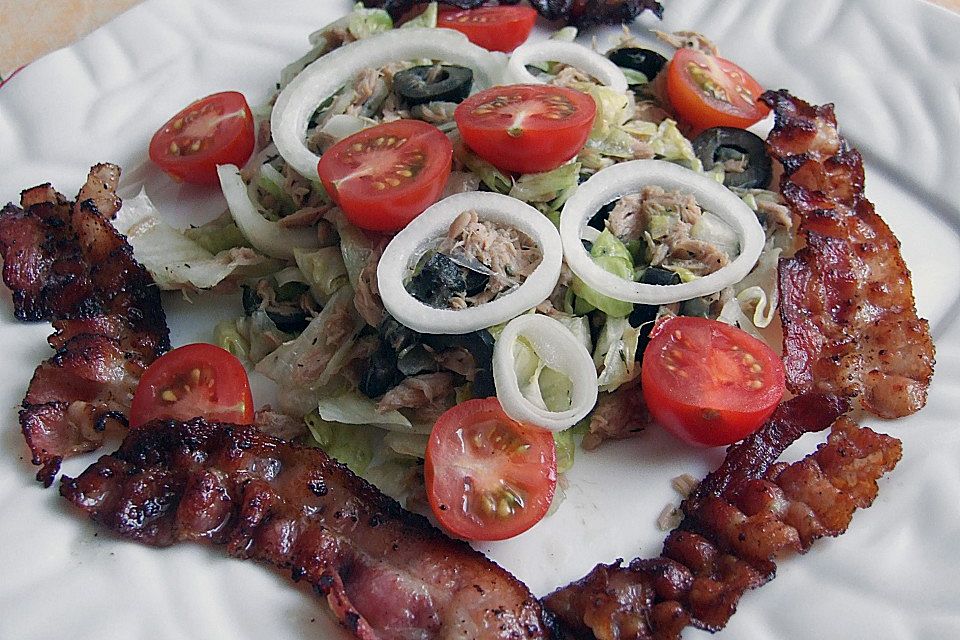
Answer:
(359, 341, 403, 398)
(380, 315, 420, 354)
(588, 199, 617, 231)
(393, 65, 473, 107)
(691, 127, 772, 189)
(423, 329, 495, 398)
(607, 47, 668, 82)
(406, 252, 467, 309)
(241, 285, 261, 316)
(396, 343, 438, 377)
(629, 267, 681, 358)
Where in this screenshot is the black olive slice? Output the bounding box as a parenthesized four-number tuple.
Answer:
(359, 341, 403, 398)
(393, 65, 473, 107)
(692, 126, 772, 189)
(607, 47, 668, 82)
(406, 252, 468, 308)
(588, 199, 617, 231)
(629, 267, 681, 359)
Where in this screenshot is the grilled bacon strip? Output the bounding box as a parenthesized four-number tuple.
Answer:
(544, 394, 901, 639)
(61, 419, 557, 640)
(0, 165, 169, 485)
(761, 90, 935, 418)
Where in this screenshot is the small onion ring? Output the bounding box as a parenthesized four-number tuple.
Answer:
(217, 164, 319, 259)
(272, 28, 505, 179)
(506, 40, 628, 94)
(493, 314, 598, 432)
(560, 159, 766, 305)
(377, 191, 562, 334)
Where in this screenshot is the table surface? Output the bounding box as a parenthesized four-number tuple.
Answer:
(2, 0, 960, 79)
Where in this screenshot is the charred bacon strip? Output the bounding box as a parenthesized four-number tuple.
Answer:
(360, 0, 663, 27)
(0, 165, 170, 485)
(61, 419, 557, 640)
(544, 394, 901, 639)
(761, 90, 935, 418)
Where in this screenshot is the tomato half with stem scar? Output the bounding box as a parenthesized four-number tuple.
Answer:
(129, 343, 254, 428)
(425, 398, 556, 541)
(149, 91, 255, 185)
(641, 316, 785, 447)
(454, 84, 596, 174)
(317, 119, 453, 232)
(438, 6, 538, 52)
(665, 48, 769, 134)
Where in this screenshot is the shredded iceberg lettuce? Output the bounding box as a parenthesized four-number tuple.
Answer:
(593, 316, 642, 391)
(571, 229, 635, 317)
(113, 190, 276, 291)
(306, 410, 374, 473)
(316, 391, 422, 433)
(294, 245, 348, 300)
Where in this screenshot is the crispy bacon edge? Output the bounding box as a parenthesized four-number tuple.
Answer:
(761, 89, 935, 418)
(543, 393, 902, 639)
(0, 165, 170, 486)
(61, 418, 558, 640)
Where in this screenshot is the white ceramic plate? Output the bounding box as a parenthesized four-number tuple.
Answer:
(1, 1, 959, 638)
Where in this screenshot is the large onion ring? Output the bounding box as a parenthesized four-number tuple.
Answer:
(506, 40, 628, 94)
(378, 191, 562, 334)
(560, 160, 765, 305)
(272, 28, 505, 179)
(217, 164, 319, 259)
(493, 314, 598, 432)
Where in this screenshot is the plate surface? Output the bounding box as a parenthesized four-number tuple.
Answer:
(1, 1, 959, 638)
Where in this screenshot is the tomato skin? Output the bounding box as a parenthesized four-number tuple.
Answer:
(455, 84, 596, 175)
(317, 119, 452, 232)
(438, 6, 537, 52)
(149, 91, 255, 185)
(641, 317, 785, 447)
(130, 344, 254, 428)
(424, 398, 556, 541)
(665, 48, 769, 133)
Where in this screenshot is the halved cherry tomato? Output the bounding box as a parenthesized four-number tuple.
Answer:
(665, 48, 769, 133)
(641, 316, 785, 447)
(317, 119, 452, 232)
(149, 91, 255, 185)
(455, 84, 596, 174)
(130, 343, 254, 428)
(424, 398, 556, 541)
(438, 6, 538, 52)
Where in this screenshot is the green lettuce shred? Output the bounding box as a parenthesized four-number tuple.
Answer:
(214, 320, 249, 361)
(183, 212, 253, 254)
(455, 141, 512, 193)
(294, 246, 349, 299)
(401, 2, 437, 28)
(571, 230, 635, 317)
(509, 162, 581, 204)
(306, 410, 374, 474)
(348, 3, 393, 39)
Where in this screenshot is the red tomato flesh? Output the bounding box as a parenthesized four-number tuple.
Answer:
(665, 48, 769, 134)
(425, 398, 556, 541)
(149, 91, 255, 185)
(318, 119, 452, 232)
(130, 343, 254, 428)
(438, 6, 538, 52)
(641, 317, 785, 447)
(455, 84, 596, 175)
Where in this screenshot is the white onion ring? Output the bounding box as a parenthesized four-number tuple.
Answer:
(217, 164, 319, 260)
(493, 314, 598, 432)
(560, 159, 766, 305)
(272, 28, 505, 179)
(377, 191, 562, 334)
(506, 40, 628, 94)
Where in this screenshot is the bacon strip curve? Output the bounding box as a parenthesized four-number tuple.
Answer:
(61, 418, 557, 640)
(0, 165, 170, 485)
(761, 90, 935, 418)
(543, 394, 902, 639)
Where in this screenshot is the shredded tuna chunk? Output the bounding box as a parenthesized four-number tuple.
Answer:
(584, 380, 652, 450)
(355, 241, 387, 328)
(376, 372, 456, 414)
(438, 210, 542, 306)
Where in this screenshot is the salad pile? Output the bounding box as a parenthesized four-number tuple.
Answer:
(120, 3, 795, 542)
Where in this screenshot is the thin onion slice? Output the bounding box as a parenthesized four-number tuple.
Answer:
(493, 314, 598, 432)
(272, 28, 505, 179)
(377, 191, 562, 334)
(506, 40, 628, 94)
(560, 159, 765, 305)
(217, 164, 319, 260)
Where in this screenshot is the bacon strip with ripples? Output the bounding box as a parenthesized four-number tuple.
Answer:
(0, 165, 169, 485)
(543, 394, 901, 639)
(61, 418, 557, 640)
(760, 90, 935, 418)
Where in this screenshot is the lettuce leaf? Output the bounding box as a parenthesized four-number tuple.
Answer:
(113, 190, 277, 292)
